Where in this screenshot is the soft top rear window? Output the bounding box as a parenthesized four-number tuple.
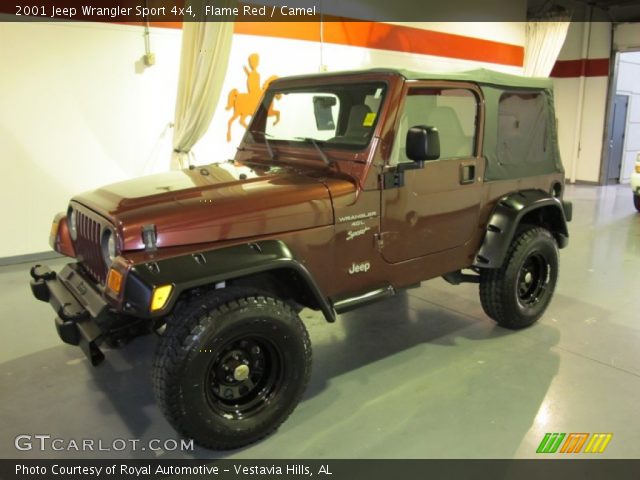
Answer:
(497, 91, 548, 166)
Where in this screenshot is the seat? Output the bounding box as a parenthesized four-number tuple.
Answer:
(328, 105, 373, 144)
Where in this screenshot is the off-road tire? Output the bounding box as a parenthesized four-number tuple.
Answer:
(479, 227, 558, 329)
(152, 288, 312, 450)
(634, 194, 640, 212)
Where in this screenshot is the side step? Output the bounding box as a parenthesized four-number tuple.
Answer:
(332, 285, 395, 314)
(442, 270, 480, 285)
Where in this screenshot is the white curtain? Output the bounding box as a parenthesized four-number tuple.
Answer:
(523, 19, 571, 78)
(171, 1, 236, 170)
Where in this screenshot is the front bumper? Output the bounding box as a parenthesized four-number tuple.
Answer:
(30, 263, 109, 365)
(562, 200, 573, 223)
(631, 172, 640, 195)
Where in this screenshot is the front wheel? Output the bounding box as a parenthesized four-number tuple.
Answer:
(479, 227, 559, 329)
(152, 289, 311, 450)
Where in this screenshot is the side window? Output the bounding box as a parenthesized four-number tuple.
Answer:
(497, 92, 547, 165)
(391, 88, 477, 165)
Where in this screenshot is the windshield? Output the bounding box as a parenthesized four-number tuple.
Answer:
(248, 82, 387, 151)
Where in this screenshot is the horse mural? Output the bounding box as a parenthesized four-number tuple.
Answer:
(226, 53, 280, 142)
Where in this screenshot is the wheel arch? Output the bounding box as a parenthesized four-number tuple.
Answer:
(474, 190, 569, 269)
(124, 240, 336, 322)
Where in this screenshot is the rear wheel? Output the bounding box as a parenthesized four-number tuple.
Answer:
(152, 289, 311, 450)
(479, 227, 558, 329)
(634, 194, 640, 212)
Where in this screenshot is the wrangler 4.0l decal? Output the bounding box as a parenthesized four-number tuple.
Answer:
(338, 212, 377, 223)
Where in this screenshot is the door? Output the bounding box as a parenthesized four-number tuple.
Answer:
(607, 94, 629, 183)
(381, 84, 484, 264)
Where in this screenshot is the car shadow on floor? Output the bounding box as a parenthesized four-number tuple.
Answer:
(1, 289, 561, 459)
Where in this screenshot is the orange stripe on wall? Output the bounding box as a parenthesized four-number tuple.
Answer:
(132, 20, 523, 67)
(233, 21, 524, 67)
(550, 58, 610, 78)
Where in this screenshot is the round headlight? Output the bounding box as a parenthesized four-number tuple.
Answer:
(101, 229, 118, 267)
(67, 207, 77, 241)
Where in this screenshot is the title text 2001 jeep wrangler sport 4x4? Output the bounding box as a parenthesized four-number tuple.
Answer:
(31, 68, 572, 449)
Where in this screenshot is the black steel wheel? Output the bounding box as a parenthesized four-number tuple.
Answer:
(205, 336, 282, 419)
(634, 194, 640, 212)
(516, 253, 550, 308)
(480, 227, 559, 329)
(152, 289, 311, 450)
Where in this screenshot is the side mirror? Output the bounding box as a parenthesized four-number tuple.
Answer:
(406, 126, 440, 162)
(313, 96, 337, 131)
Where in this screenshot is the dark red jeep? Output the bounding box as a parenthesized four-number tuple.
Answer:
(31, 68, 571, 449)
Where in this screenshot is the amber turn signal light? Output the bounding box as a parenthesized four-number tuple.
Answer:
(106, 268, 123, 295)
(50, 220, 59, 237)
(48, 220, 59, 250)
(150, 285, 173, 312)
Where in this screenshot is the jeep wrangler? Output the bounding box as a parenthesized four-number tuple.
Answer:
(31, 68, 572, 450)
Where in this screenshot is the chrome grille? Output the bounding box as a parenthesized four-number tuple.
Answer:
(75, 209, 108, 284)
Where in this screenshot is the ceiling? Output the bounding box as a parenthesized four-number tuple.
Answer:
(528, 0, 640, 22)
(575, 0, 640, 21)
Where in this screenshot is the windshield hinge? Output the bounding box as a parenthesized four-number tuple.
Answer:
(381, 171, 404, 189)
(374, 232, 389, 252)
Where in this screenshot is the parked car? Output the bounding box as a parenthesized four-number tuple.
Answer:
(31, 68, 572, 449)
(632, 155, 640, 212)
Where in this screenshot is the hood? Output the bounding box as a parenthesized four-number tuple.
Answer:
(74, 162, 342, 251)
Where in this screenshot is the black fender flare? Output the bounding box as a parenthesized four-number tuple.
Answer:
(473, 190, 570, 269)
(123, 240, 336, 322)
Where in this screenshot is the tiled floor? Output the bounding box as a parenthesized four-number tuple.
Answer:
(1, 184, 639, 459)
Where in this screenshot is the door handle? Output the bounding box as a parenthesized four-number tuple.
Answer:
(460, 163, 476, 185)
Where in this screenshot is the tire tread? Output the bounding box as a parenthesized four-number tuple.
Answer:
(152, 288, 311, 450)
(479, 227, 558, 329)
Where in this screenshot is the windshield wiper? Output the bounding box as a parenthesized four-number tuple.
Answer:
(262, 132, 278, 161)
(263, 133, 277, 161)
(249, 131, 278, 161)
(294, 137, 331, 166)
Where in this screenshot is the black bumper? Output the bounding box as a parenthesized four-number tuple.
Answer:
(30, 263, 109, 365)
(562, 200, 573, 222)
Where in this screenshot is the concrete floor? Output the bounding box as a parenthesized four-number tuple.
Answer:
(1, 184, 639, 459)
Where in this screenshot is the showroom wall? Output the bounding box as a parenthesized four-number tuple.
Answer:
(551, 19, 612, 184)
(615, 51, 640, 183)
(0, 22, 183, 259)
(0, 17, 527, 258)
(613, 22, 640, 51)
